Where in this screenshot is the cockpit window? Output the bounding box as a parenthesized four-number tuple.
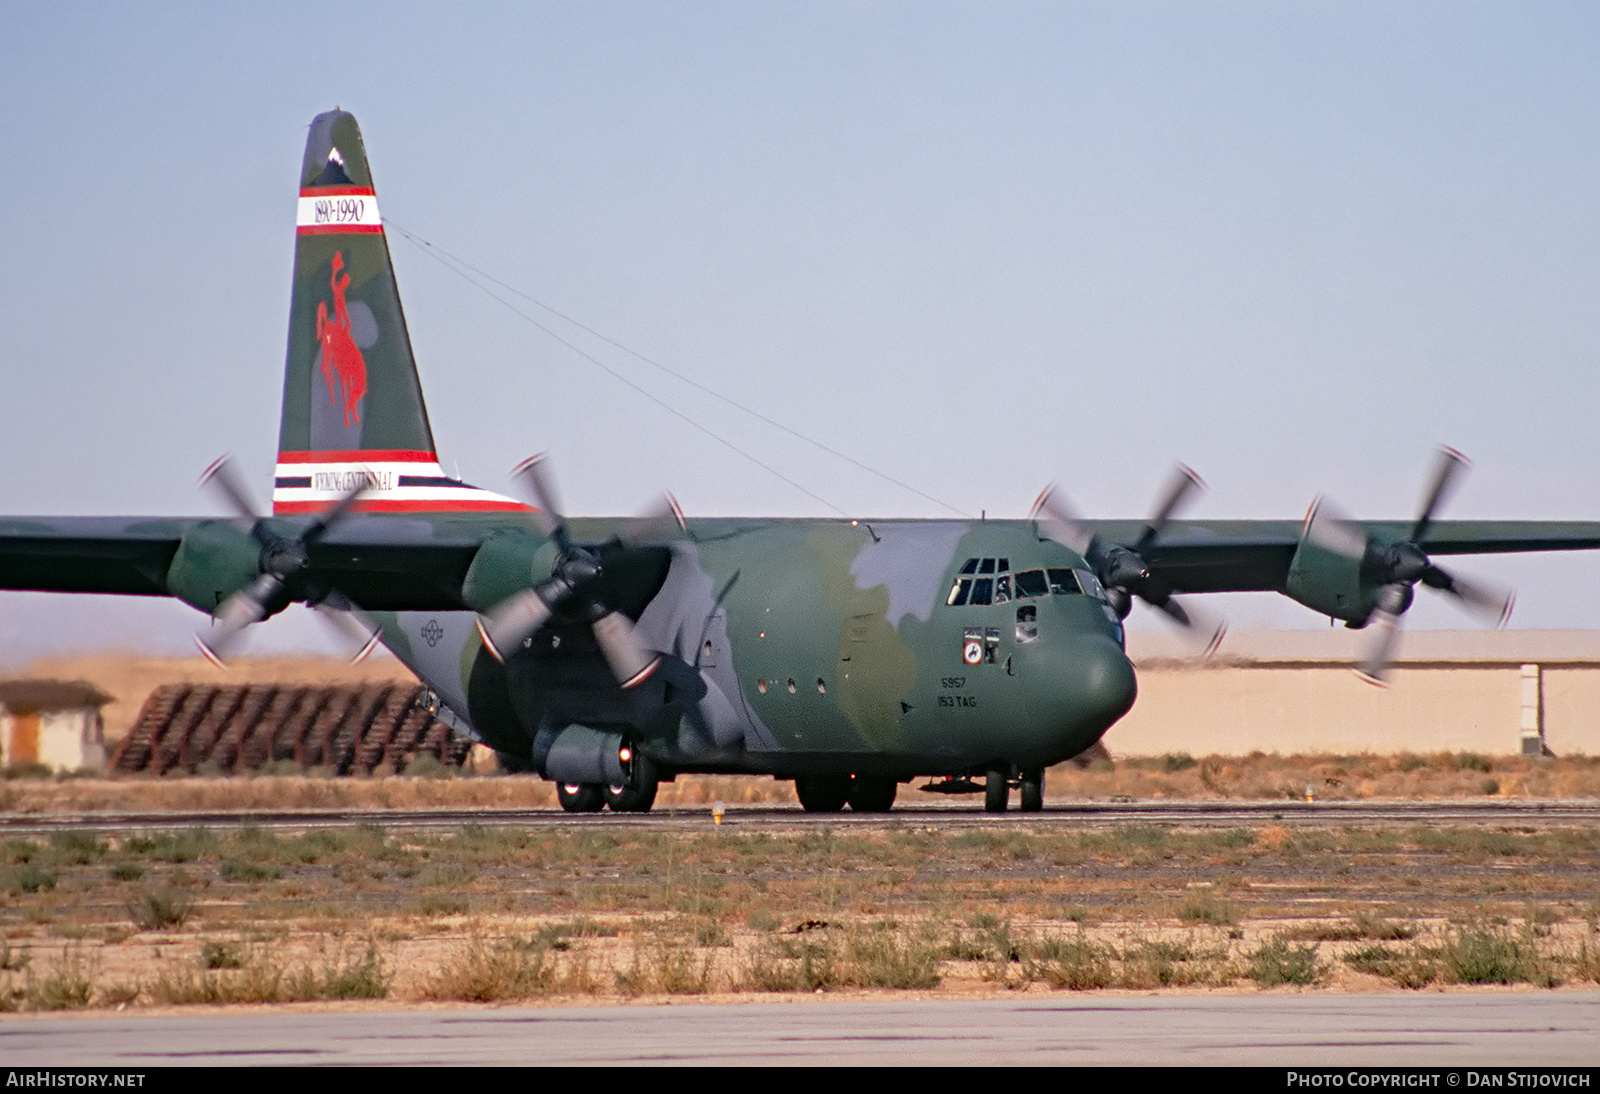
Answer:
(1014, 570, 1048, 598)
(1046, 568, 1081, 596)
(1076, 570, 1108, 600)
(953, 562, 1092, 608)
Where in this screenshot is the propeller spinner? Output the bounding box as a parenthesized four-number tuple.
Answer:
(1031, 464, 1226, 656)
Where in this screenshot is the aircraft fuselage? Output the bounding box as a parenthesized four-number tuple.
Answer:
(372, 516, 1137, 785)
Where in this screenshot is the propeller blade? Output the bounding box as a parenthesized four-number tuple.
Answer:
(1302, 495, 1369, 561)
(1136, 464, 1204, 552)
(475, 587, 555, 663)
(1411, 446, 1470, 544)
(619, 492, 688, 549)
(510, 453, 568, 545)
(1029, 484, 1097, 558)
(1146, 593, 1228, 657)
(195, 572, 283, 667)
(303, 478, 371, 543)
(1423, 565, 1514, 628)
(1355, 583, 1410, 686)
(199, 455, 264, 521)
(310, 597, 385, 664)
(591, 610, 661, 689)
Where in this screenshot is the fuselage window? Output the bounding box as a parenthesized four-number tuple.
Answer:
(959, 558, 979, 575)
(1014, 569, 1048, 598)
(1046, 568, 1082, 596)
(970, 577, 994, 606)
(1015, 604, 1038, 643)
(1076, 570, 1109, 600)
(947, 578, 973, 606)
(978, 558, 996, 575)
(994, 573, 1012, 603)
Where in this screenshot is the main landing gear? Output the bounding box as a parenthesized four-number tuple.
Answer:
(557, 777, 659, 813)
(794, 774, 899, 813)
(557, 750, 659, 814)
(984, 766, 1044, 813)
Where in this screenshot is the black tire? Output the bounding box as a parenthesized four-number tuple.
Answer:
(1019, 768, 1044, 813)
(795, 775, 850, 813)
(604, 748, 658, 813)
(846, 775, 897, 813)
(984, 768, 1009, 813)
(557, 782, 605, 813)
(604, 778, 658, 813)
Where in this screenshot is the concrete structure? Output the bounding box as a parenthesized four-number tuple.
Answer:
(1113, 630, 1600, 757)
(0, 680, 111, 773)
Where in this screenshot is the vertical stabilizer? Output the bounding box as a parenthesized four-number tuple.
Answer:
(274, 110, 522, 515)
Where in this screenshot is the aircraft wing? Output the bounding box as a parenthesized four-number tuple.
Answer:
(0, 518, 187, 597)
(5, 515, 1600, 613)
(1085, 519, 1600, 595)
(0, 516, 488, 610)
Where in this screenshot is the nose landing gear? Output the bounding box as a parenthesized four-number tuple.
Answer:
(984, 766, 1045, 813)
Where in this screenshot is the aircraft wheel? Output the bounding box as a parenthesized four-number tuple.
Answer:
(605, 749, 658, 812)
(984, 768, 1009, 813)
(795, 775, 850, 813)
(557, 782, 605, 813)
(846, 775, 897, 813)
(1019, 768, 1044, 813)
(604, 778, 658, 813)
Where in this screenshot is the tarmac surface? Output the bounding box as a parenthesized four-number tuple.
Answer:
(1, 799, 1596, 837)
(2, 994, 1598, 1066)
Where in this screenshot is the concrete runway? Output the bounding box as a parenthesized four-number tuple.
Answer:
(2, 994, 1597, 1066)
(1, 799, 1596, 838)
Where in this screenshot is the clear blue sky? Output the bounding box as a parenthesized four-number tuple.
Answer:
(2, 2, 1598, 662)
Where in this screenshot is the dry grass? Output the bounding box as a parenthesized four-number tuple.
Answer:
(1050, 751, 1600, 802)
(3, 752, 1598, 816)
(0, 818, 1592, 1010)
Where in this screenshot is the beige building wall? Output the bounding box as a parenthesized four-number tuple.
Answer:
(1111, 630, 1600, 758)
(37, 709, 105, 773)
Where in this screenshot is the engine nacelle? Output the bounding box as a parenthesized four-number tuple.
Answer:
(1283, 532, 1381, 624)
(535, 723, 627, 785)
(164, 520, 265, 616)
(461, 530, 557, 611)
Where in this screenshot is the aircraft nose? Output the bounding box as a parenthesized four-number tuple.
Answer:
(1039, 635, 1138, 756)
(1070, 635, 1138, 727)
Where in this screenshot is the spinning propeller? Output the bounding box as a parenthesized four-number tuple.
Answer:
(194, 456, 381, 667)
(1031, 464, 1227, 656)
(1305, 446, 1514, 686)
(474, 454, 684, 689)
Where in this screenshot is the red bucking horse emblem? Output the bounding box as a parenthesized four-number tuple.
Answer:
(315, 251, 368, 427)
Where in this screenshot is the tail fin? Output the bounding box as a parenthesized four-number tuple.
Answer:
(274, 110, 522, 515)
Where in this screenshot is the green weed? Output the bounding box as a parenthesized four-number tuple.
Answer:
(1176, 892, 1235, 926)
(1027, 932, 1113, 991)
(422, 934, 561, 1001)
(1246, 933, 1324, 987)
(128, 888, 192, 930)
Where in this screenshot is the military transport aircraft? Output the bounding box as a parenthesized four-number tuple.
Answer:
(5, 110, 1600, 814)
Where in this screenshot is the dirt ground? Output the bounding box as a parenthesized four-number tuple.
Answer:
(0, 816, 1595, 1013)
